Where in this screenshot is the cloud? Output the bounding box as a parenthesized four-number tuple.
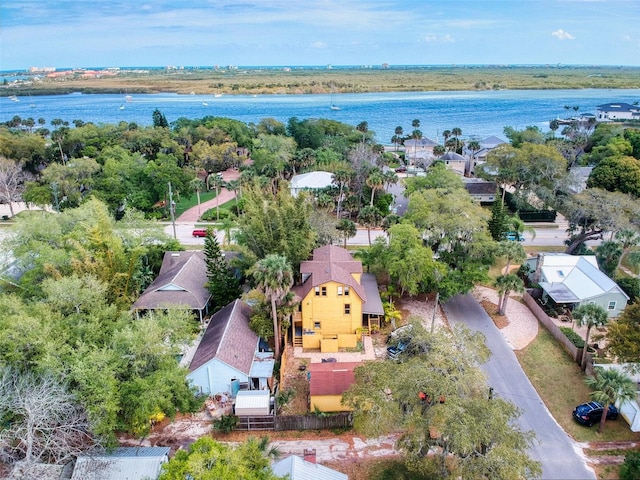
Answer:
(423, 33, 455, 43)
(311, 41, 326, 49)
(552, 29, 575, 40)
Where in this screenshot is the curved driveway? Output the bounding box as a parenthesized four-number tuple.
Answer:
(443, 294, 595, 480)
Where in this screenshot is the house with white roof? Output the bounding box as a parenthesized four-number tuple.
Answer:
(289, 171, 334, 197)
(596, 103, 640, 121)
(526, 253, 629, 318)
(272, 452, 347, 480)
(72, 447, 170, 480)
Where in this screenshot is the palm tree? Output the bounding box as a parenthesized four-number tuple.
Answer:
(366, 170, 385, 206)
(207, 173, 225, 221)
(336, 219, 357, 248)
(495, 274, 524, 315)
(356, 121, 369, 145)
(595, 240, 623, 278)
(219, 215, 236, 246)
(585, 367, 636, 433)
(451, 127, 462, 151)
(394, 126, 404, 153)
(225, 178, 241, 213)
(442, 129, 451, 144)
(189, 177, 206, 217)
(574, 304, 609, 370)
(357, 206, 382, 246)
(614, 229, 640, 272)
(332, 168, 352, 219)
(252, 254, 294, 359)
(496, 240, 526, 275)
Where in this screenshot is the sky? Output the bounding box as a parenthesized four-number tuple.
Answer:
(1, 0, 639, 71)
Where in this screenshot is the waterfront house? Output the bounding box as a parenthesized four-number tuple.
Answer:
(438, 150, 466, 175)
(404, 137, 439, 166)
(465, 135, 507, 176)
(596, 103, 640, 121)
(526, 253, 629, 318)
(291, 245, 384, 351)
(187, 299, 274, 396)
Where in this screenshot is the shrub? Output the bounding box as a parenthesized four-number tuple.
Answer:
(212, 414, 238, 433)
(560, 326, 585, 348)
(275, 389, 294, 408)
(620, 451, 640, 480)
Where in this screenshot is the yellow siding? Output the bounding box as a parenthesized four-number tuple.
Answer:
(320, 338, 339, 353)
(300, 281, 363, 341)
(338, 334, 358, 349)
(310, 395, 353, 413)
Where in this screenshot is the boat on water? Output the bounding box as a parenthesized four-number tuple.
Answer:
(214, 93, 223, 98)
(8, 95, 19, 102)
(202, 102, 209, 106)
(125, 94, 133, 102)
(329, 86, 340, 110)
(119, 104, 125, 110)
(330, 104, 341, 111)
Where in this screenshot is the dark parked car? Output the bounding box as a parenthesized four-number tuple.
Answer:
(387, 341, 408, 360)
(394, 166, 407, 173)
(572, 401, 618, 426)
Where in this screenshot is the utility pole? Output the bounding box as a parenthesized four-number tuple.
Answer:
(168, 182, 177, 239)
(51, 182, 60, 212)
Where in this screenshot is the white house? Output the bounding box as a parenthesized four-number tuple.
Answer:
(526, 253, 629, 318)
(593, 363, 640, 432)
(187, 299, 274, 396)
(464, 135, 507, 176)
(596, 103, 640, 121)
(289, 171, 334, 197)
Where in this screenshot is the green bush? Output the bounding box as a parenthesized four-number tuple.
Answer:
(275, 388, 294, 408)
(212, 414, 238, 433)
(560, 326, 585, 348)
(620, 451, 640, 480)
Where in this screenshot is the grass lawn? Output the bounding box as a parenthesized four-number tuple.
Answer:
(173, 191, 218, 217)
(516, 328, 640, 443)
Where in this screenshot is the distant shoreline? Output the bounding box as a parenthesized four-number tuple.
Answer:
(2, 66, 639, 97)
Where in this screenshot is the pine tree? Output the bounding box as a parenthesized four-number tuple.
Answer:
(203, 229, 241, 312)
(488, 190, 508, 241)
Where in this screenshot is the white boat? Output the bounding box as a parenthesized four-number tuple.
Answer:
(330, 104, 341, 111)
(119, 104, 125, 110)
(202, 102, 208, 106)
(125, 94, 133, 102)
(214, 93, 223, 98)
(9, 95, 19, 102)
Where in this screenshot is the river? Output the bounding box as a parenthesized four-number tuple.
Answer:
(2, 89, 638, 144)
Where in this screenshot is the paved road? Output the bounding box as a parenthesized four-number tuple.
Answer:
(443, 294, 595, 480)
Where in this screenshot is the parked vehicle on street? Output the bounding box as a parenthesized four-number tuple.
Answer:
(387, 341, 408, 360)
(192, 229, 208, 237)
(394, 166, 407, 173)
(572, 401, 618, 426)
(505, 232, 525, 242)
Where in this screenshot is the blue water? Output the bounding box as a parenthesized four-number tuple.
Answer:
(2, 89, 638, 144)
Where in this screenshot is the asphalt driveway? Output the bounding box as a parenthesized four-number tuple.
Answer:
(443, 294, 595, 480)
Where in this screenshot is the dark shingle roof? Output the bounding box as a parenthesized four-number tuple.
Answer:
(132, 251, 211, 310)
(309, 362, 361, 396)
(463, 179, 497, 195)
(189, 300, 258, 373)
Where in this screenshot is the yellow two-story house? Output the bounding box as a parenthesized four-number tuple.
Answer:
(292, 245, 384, 352)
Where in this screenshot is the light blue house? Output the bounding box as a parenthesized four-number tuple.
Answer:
(526, 253, 629, 318)
(187, 299, 274, 396)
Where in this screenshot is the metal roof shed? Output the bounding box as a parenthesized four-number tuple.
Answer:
(234, 390, 271, 416)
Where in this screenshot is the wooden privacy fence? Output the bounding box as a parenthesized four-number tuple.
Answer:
(235, 412, 352, 432)
(523, 290, 594, 374)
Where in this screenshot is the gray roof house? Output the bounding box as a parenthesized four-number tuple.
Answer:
(596, 103, 640, 121)
(526, 253, 629, 318)
(131, 251, 211, 323)
(465, 135, 507, 176)
(404, 137, 439, 166)
(187, 299, 274, 396)
(71, 447, 170, 480)
(438, 151, 466, 175)
(463, 178, 497, 204)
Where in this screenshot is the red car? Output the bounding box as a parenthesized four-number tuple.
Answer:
(192, 229, 208, 237)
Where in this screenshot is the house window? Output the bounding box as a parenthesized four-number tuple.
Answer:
(321, 286, 327, 296)
(315, 286, 320, 296)
(608, 301, 616, 310)
(314, 321, 321, 329)
(337, 286, 343, 296)
(344, 286, 350, 296)
(344, 304, 351, 315)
